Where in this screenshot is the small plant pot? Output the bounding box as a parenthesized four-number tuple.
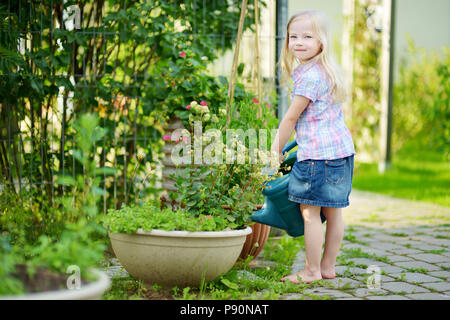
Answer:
(0, 269, 110, 300)
(221, 204, 271, 263)
(109, 227, 252, 288)
(238, 205, 271, 262)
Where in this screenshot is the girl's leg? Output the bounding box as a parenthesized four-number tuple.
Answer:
(281, 204, 323, 284)
(320, 207, 344, 279)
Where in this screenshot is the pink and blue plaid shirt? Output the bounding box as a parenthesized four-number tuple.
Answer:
(291, 60, 355, 162)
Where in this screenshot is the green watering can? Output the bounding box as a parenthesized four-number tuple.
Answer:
(251, 140, 326, 237)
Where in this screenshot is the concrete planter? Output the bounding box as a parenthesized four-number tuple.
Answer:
(109, 227, 252, 287)
(1, 269, 110, 300)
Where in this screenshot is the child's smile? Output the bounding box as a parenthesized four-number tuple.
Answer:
(288, 17, 322, 62)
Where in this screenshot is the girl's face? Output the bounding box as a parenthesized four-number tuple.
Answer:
(288, 17, 322, 62)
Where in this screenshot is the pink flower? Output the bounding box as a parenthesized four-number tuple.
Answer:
(200, 101, 207, 106)
(267, 103, 271, 109)
(163, 135, 171, 141)
(252, 98, 259, 104)
(186, 105, 191, 110)
(179, 51, 186, 58)
(182, 137, 188, 142)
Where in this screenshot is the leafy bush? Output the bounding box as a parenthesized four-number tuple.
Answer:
(0, 113, 113, 296)
(393, 40, 449, 159)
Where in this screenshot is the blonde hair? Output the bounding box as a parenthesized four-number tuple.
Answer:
(279, 10, 347, 102)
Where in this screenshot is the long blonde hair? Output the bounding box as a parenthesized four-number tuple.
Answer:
(279, 10, 347, 102)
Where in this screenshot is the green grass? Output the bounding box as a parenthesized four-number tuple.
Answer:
(353, 142, 450, 207)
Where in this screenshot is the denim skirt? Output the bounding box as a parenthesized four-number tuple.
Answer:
(288, 155, 354, 208)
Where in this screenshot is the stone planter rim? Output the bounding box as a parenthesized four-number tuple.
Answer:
(134, 226, 252, 238)
(1, 269, 110, 300)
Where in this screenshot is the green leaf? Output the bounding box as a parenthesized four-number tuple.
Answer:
(55, 175, 76, 186)
(221, 278, 239, 290)
(93, 167, 117, 176)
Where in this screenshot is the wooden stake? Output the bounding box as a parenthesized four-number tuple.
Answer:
(227, 0, 248, 128)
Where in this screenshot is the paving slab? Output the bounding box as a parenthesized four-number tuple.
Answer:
(354, 273, 397, 283)
(384, 255, 415, 263)
(346, 258, 391, 268)
(104, 265, 129, 278)
(428, 270, 450, 280)
(413, 253, 449, 263)
(365, 295, 411, 300)
(352, 287, 388, 298)
(381, 282, 430, 294)
(392, 261, 441, 272)
(420, 281, 450, 292)
(405, 293, 450, 300)
(335, 266, 367, 277)
(388, 272, 443, 283)
(387, 247, 423, 255)
(380, 265, 408, 275)
(321, 277, 362, 289)
(302, 288, 355, 299)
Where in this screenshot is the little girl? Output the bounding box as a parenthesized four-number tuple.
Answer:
(270, 10, 355, 284)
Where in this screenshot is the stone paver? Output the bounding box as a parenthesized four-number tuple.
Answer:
(366, 295, 411, 300)
(380, 282, 430, 294)
(389, 272, 443, 283)
(392, 261, 441, 272)
(420, 282, 450, 292)
(302, 288, 355, 299)
(413, 253, 449, 263)
(405, 293, 450, 300)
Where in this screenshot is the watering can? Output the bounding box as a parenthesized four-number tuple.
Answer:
(251, 140, 326, 237)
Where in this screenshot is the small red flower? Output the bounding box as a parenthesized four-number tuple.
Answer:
(179, 51, 186, 58)
(186, 105, 191, 110)
(163, 135, 171, 141)
(200, 101, 207, 106)
(252, 98, 259, 104)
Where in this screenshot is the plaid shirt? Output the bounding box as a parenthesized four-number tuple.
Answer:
(291, 60, 355, 162)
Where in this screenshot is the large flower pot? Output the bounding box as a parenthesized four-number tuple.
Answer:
(239, 205, 271, 263)
(1, 269, 110, 300)
(109, 227, 252, 287)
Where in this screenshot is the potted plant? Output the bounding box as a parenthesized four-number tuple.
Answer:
(0, 114, 112, 299)
(104, 109, 281, 287)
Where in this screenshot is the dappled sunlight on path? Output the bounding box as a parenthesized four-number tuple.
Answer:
(343, 190, 450, 228)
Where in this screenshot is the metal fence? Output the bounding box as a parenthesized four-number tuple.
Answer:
(0, 0, 287, 219)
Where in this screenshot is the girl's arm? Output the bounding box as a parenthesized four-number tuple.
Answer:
(270, 95, 310, 162)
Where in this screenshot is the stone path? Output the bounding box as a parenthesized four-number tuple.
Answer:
(104, 189, 450, 300)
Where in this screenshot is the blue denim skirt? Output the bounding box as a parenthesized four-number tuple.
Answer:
(288, 155, 354, 208)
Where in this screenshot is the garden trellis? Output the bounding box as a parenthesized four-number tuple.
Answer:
(0, 0, 277, 228)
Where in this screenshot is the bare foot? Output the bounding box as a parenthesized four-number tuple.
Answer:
(281, 269, 322, 284)
(320, 266, 336, 279)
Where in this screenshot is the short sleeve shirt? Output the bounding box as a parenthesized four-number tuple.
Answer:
(291, 60, 355, 162)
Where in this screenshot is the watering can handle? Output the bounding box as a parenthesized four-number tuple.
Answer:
(282, 140, 298, 154)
